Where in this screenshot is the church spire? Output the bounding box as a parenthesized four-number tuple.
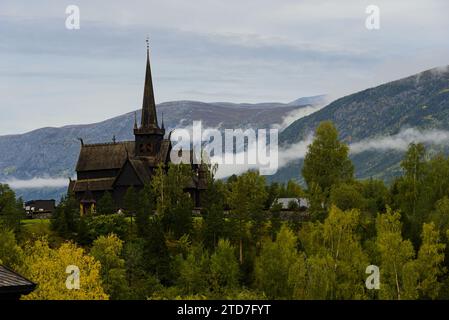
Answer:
(140, 37, 158, 129)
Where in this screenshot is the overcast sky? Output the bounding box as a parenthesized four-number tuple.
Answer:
(1, 0, 449, 135)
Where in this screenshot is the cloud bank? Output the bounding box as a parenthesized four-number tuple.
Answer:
(349, 128, 449, 154)
(2, 177, 69, 189)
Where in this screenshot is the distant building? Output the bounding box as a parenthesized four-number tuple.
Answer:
(0, 265, 36, 300)
(273, 197, 310, 211)
(24, 199, 56, 219)
(68, 42, 207, 214)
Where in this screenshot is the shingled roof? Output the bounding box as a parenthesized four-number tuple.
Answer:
(0, 265, 36, 299)
(71, 177, 115, 192)
(76, 141, 135, 172)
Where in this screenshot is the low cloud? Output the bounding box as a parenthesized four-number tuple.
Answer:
(272, 105, 326, 131)
(349, 128, 449, 154)
(2, 177, 69, 189)
(214, 128, 449, 178)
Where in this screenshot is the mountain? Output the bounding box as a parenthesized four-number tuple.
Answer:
(273, 66, 449, 184)
(288, 95, 328, 107)
(0, 98, 319, 201)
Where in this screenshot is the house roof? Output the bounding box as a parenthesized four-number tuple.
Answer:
(274, 197, 310, 209)
(0, 265, 36, 295)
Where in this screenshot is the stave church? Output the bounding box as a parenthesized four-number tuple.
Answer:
(68, 41, 207, 214)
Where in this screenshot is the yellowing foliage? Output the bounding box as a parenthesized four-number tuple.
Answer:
(20, 239, 108, 300)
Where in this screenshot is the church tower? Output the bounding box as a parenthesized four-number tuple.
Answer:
(134, 38, 165, 157)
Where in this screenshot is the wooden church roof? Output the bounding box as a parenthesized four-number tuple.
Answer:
(76, 141, 135, 172)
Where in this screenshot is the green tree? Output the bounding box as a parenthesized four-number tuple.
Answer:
(269, 203, 282, 240)
(255, 225, 300, 299)
(302, 121, 354, 212)
(210, 239, 240, 294)
(430, 197, 449, 235)
(202, 180, 228, 249)
(376, 208, 418, 300)
(415, 223, 446, 299)
(136, 186, 153, 238)
(176, 244, 210, 295)
(124, 186, 138, 216)
(123, 239, 161, 299)
(96, 191, 115, 215)
(51, 193, 80, 238)
(143, 217, 172, 284)
(90, 233, 129, 299)
(0, 227, 23, 269)
(0, 184, 23, 232)
(395, 143, 427, 242)
(330, 182, 364, 211)
(228, 171, 268, 263)
(163, 192, 194, 239)
(298, 206, 368, 299)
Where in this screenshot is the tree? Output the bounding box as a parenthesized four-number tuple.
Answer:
(269, 203, 282, 240)
(0, 227, 23, 269)
(163, 192, 194, 239)
(415, 223, 446, 299)
(51, 193, 80, 238)
(135, 186, 153, 238)
(143, 217, 172, 284)
(228, 171, 268, 263)
(96, 191, 115, 215)
(202, 180, 228, 249)
(430, 197, 449, 236)
(90, 233, 128, 299)
(376, 208, 418, 300)
(298, 206, 368, 299)
(255, 225, 300, 299)
(330, 182, 364, 211)
(123, 186, 138, 216)
(361, 178, 388, 215)
(123, 239, 161, 299)
(176, 244, 210, 295)
(20, 239, 108, 300)
(302, 121, 354, 211)
(265, 182, 280, 209)
(210, 239, 240, 294)
(395, 143, 427, 242)
(285, 180, 304, 198)
(0, 184, 23, 232)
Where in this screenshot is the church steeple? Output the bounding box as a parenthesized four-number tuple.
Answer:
(140, 37, 159, 129)
(134, 39, 165, 157)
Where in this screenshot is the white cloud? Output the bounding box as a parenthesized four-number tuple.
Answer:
(2, 177, 69, 189)
(272, 105, 327, 130)
(350, 128, 449, 154)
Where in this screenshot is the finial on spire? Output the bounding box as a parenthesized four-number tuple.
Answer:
(134, 111, 138, 129)
(146, 36, 149, 55)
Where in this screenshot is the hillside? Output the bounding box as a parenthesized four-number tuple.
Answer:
(273, 66, 449, 184)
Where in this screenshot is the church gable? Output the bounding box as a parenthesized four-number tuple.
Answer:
(113, 159, 144, 187)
